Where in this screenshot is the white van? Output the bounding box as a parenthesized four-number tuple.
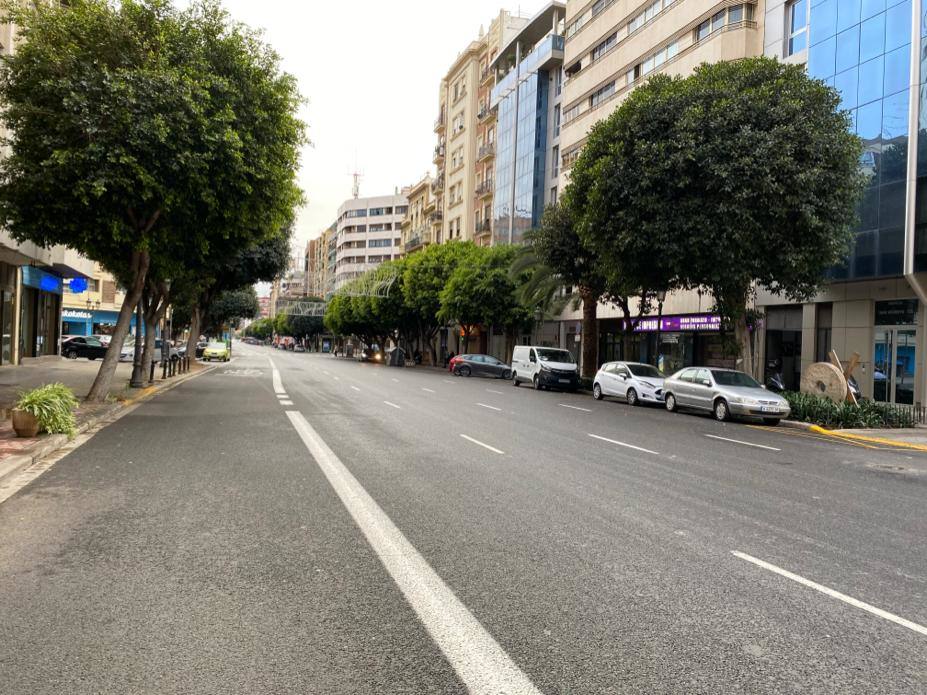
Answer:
(511, 346, 580, 391)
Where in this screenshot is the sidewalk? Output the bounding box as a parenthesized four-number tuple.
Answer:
(0, 358, 214, 484)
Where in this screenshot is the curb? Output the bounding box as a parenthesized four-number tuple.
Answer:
(0, 363, 219, 484)
(778, 420, 816, 431)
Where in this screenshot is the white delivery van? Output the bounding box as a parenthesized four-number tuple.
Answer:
(511, 346, 580, 391)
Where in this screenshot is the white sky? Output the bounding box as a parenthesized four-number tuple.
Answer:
(212, 0, 548, 259)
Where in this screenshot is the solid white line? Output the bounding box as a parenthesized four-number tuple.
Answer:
(588, 433, 659, 456)
(280, 400, 294, 406)
(350, 386, 361, 392)
(460, 434, 505, 455)
(706, 434, 781, 452)
(422, 387, 436, 393)
(277, 393, 288, 399)
(486, 389, 504, 395)
(383, 401, 401, 410)
(476, 403, 502, 412)
(559, 404, 592, 412)
(732, 551, 927, 637)
(285, 411, 539, 693)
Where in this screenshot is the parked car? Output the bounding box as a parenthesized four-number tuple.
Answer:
(195, 341, 208, 358)
(91, 334, 113, 347)
(593, 361, 666, 406)
(202, 341, 230, 362)
(153, 339, 181, 363)
(61, 336, 108, 360)
(450, 354, 512, 379)
(511, 346, 580, 391)
(663, 367, 791, 425)
(294, 344, 306, 353)
(119, 338, 135, 362)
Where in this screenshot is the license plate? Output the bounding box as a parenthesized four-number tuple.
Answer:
(559, 378, 571, 384)
(761, 406, 777, 413)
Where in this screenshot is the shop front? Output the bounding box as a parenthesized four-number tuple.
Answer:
(20, 266, 63, 359)
(62, 308, 140, 338)
(598, 313, 732, 374)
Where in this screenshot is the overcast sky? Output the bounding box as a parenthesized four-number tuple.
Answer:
(210, 0, 547, 260)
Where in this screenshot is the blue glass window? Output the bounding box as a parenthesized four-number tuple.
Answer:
(856, 96, 883, 142)
(836, 26, 860, 72)
(837, 0, 862, 33)
(881, 90, 909, 184)
(859, 13, 887, 62)
(835, 67, 860, 108)
(861, 0, 886, 21)
(810, 0, 838, 45)
(883, 44, 910, 95)
(808, 35, 837, 79)
(858, 56, 885, 105)
(885, 0, 912, 52)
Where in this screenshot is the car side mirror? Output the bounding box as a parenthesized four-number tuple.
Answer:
(761, 384, 767, 390)
(702, 379, 711, 387)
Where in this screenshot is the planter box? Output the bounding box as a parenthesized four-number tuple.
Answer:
(11, 409, 41, 438)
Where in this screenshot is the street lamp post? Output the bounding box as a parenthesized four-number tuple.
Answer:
(655, 290, 666, 371)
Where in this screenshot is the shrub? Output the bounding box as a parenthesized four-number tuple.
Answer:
(782, 391, 916, 429)
(15, 383, 79, 437)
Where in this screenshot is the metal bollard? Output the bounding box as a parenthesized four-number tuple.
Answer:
(162, 359, 167, 380)
(149, 360, 155, 383)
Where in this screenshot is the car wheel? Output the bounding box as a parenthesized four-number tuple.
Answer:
(533, 375, 543, 391)
(512, 372, 519, 387)
(626, 388, 638, 407)
(459, 365, 471, 377)
(763, 418, 780, 426)
(502, 370, 512, 380)
(714, 399, 730, 422)
(665, 393, 677, 412)
(67, 350, 78, 360)
(593, 383, 603, 400)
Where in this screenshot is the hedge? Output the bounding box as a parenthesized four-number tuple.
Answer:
(782, 391, 916, 429)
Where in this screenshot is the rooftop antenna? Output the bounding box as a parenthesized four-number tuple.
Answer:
(347, 152, 363, 199)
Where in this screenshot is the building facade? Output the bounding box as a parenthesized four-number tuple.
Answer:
(332, 193, 408, 292)
(755, 0, 920, 404)
(434, 11, 530, 245)
(61, 265, 137, 338)
(400, 175, 437, 255)
(490, 2, 566, 245)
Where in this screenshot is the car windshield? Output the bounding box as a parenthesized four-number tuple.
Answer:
(711, 370, 761, 388)
(207, 342, 225, 349)
(628, 364, 664, 379)
(536, 349, 574, 363)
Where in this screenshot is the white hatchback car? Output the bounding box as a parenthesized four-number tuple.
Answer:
(593, 361, 666, 406)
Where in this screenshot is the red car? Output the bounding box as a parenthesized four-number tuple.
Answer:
(448, 354, 462, 373)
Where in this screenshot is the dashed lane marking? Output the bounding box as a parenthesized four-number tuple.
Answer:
(350, 386, 361, 392)
(588, 433, 659, 456)
(559, 404, 592, 412)
(383, 401, 401, 410)
(422, 388, 436, 393)
(476, 403, 502, 412)
(460, 434, 505, 455)
(705, 434, 781, 452)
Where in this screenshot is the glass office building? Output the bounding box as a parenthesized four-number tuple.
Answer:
(807, 0, 912, 280)
(491, 34, 563, 245)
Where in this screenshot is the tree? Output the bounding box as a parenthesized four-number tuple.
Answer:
(403, 242, 476, 364)
(577, 58, 865, 375)
(0, 0, 304, 400)
(204, 287, 260, 334)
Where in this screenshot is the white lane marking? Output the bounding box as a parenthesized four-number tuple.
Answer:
(280, 400, 294, 406)
(333, 376, 341, 381)
(277, 393, 288, 399)
(350, 386, 361, 392)
(705, 434, 781, 452)
(391, 378, 400, 383)
(732, 551, 927, 637)
(268, 358, 285, 394)
(559, 404, 592, 412)
(486, 389, 504, 395)
(588, 433, 659, 456)
(460, 434, 505, 455)
(476, 403, 502, 412)
(443, 379, 455, 384)
(383, 401, 401, 410)
(422, 387, 436, 393)
(323, 370, 331, 376)
(286, 412, 539, 693)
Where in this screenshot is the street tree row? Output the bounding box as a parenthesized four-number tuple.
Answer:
(0, 0, 305, 400)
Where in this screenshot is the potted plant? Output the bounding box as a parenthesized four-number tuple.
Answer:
(12, 383, 79, 438)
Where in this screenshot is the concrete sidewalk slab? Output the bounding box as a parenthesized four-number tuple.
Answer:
(0, 358, 136, 411)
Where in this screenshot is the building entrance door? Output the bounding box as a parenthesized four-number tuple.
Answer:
(873, 328, 916, 405)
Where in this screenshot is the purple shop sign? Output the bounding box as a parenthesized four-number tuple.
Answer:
(631, 314, 721, 333)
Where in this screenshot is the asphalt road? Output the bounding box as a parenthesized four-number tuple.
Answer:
(1, 344, 925, 694)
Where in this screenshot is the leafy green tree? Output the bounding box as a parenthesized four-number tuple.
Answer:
(0, 0, 304, 400)
(403, 241, 476, 364)
(205, 287, 260, 334)
(577, 58, 865, 375)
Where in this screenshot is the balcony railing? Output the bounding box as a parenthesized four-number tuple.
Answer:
(433, 144, 445, 162)
(475, 179, 494, 197)
(477, 104, 492, 121)
(480, 66, 494, 85)
(475, 219, 492, 234)
(429, 210, 444, 222)
(404, 231, 432, 252)
(477, 142, 495, 161)
(434, 113, 446, 132)
(431, 175, 444, 193)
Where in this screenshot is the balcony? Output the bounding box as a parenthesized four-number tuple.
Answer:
(429, 210, 444, 223)
(477, 104, 494, 122)
(475, 219, 492, 235)
(475, 179, 494, 198)
(477, 142, 495, 161)
(431, 175, 444, 193)
(433, 144, 445, 163)
(480, 66, 494, 86)
(434, 112, 446, 132)
(404, 231, 431, 253)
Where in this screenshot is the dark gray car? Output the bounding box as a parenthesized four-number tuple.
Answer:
(452, 354, 512, 379)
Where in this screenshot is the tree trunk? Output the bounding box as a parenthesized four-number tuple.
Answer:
(185, 306, 202, 362)
(580, 286, 599, 379)
(735, 314, 755, 377)
(142, 310, 157, 383)
(86, 251, 150, 402)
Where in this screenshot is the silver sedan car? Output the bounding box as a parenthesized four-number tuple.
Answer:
(663, 367, 791, 425)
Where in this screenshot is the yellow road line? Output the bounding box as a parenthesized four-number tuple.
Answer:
(807, 426, 927, 452)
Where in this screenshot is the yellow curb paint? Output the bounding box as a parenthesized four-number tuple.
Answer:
(808, 425, 927, 452)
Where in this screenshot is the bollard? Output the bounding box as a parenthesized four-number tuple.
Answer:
(170, 359, 175, 377)
(149, 360, 155, 383)
(162, 359, 167, 380)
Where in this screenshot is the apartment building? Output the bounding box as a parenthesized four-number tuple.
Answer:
(548, 0, 765, 373)
(434, 11, 529, 244)
(0, 19, 94, 364)
(753, 0, 920, 404)
(305, 225, 336, 298)
(489, 2, 566, 245)
(61, 265, 134, 338)
(400, 175, 437, 256)
(332, 193, 408, 292)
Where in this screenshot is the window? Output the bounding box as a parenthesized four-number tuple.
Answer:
(591, 32, 617, 62)
(554, 68, 563, 96)
(590, 81, 616, 108)
(550, 185, 558, 204)
(395, 205, 408, 215)
(368, 239, 391, 248)
(695, 5, 753, 43)
(369, 207, 390, 216)
(346, 208, 367, 218)
(786, 0, 808, 55)
(553, 105, 561, 136)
